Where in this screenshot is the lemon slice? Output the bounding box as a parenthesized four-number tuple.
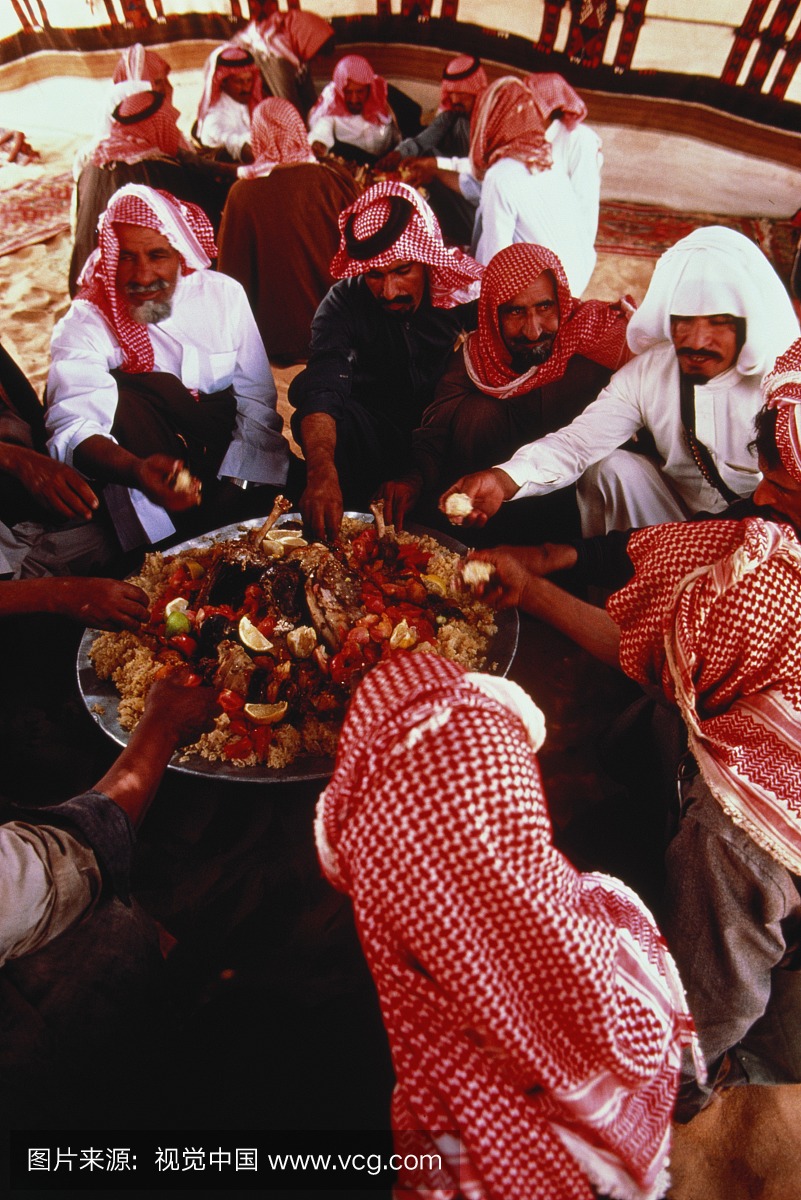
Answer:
(185, 560, 205, 580)
(421, 573, 447, 597)
(243, 701, 288, 725)
(238, 615, 274, 653)
(164, 596, 189, 616)
(266, 530, 308, 548)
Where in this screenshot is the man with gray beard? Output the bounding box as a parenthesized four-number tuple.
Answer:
(48, 185, 289, 551)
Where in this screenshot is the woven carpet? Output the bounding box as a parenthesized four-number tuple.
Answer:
(597, 198, 798, 283)
(0, 170, 72, 256)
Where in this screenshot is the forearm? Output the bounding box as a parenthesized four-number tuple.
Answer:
(0, 578, 80, 618)
(94, 717, 179, 827)
(73, 434, 141, 488)
(300, 412, 338, 477)
(521, 576, 621, 668)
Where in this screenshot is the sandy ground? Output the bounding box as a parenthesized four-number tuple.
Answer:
(3, 70, 801, 1200)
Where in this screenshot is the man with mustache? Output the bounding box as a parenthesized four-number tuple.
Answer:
(378, 242, 632, 530)
(289, 181, 482, 540)
(442, 227, 799, 535)
(48, 185, 288, 552)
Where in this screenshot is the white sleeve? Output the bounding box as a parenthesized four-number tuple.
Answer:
(0, 823, 100, 967)
(308, 114, 335, 150)
(46, 304, 123, 465)
(497, 359, 647, 498)
(197, 105, 250, 158)
(216, 282, 289, 486)
(474, 167, 518, 265)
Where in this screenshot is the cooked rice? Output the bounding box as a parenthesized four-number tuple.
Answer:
(90, 519, 499, 769)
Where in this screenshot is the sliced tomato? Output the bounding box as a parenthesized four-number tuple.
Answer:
(223, 736, 254, 760)
(251, 726, 273, 762)
(218, 689, 245, 713)
(169, 634, 198, 658)
(182, 673, 203, 687)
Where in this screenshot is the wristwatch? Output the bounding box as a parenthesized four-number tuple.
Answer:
(225, 477, 251, 490)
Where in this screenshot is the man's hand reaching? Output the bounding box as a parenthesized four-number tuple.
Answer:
(440, 468, 518, 527)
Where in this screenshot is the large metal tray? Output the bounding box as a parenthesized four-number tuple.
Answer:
(77, 513, 519, 784)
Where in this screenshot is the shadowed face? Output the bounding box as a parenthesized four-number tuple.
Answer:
(343, 80, 370, 115)
(445, 89, 477, 116)
(670, 314, 740, 383)
(115, 224, 181, 324)
(363, 259, 427, 315)
(497, 271, 560, 373)
(753, 454, 801, 532)
(221, 71, 253, 104)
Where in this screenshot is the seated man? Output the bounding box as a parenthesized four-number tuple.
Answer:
(316, 653, 700, 1195)
(0, 340, 120, 577)
(288, 181, 483, 540)
(392, 55, 488, 245)
(195, 43, 262, 162)
(234, 11, 335, 121)
(307, 54, 399, 165)
(525, 73, 602, 244)
(469, 76, 598, 293)
(48, 185, 289, 553)
(0, 669, 215, 1121)
(218, 97, 358, 363)
(379, 241, 632, 530)
(444, 226, 799, 536)
(471, 512, 801, 1119)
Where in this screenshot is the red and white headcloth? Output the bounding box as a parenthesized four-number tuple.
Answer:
(608, 517, 801, 875)
(464, 242, 630, 398)
(237, 98, 316, 180)
(329, 180, 483, 308)
(197, 43, 262, 123)
(439, 54, 488, 112)
(626, 225, 799, 375)
(76, 184, 217, 375)
(113, 43, 171, 87)
(242, 11, 334, 71)
(524, 73, 588, 131)
(470, 75, 552, 182)
(316, 653, 700, 1200)
(307, 53, 393, 127)
(762, 337, 801, 483)
(91, 89, 181, 168)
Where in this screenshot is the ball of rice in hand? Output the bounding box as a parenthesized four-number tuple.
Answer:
(459, 559, 495, 591)
(172, 467, 199, 496)
(444, 492, 473, 521)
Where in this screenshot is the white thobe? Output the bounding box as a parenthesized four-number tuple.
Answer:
(308, 111, 397, 158)
(47, 270, 287, 545)
(472, 156, 597, 296)
(498, 343, 763, 530)
(0, 821, 100, 967)
(197, 93, 252, 159)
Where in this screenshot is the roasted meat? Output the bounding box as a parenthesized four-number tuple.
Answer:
(297, 544, 365, 652)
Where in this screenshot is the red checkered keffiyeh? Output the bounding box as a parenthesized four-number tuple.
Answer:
(197, 43, 262, 123)
(237, 98, 316, 180)
(762, 337, 801, 484)
(112, 43, 171, 87)
(246, 11, 334, 71)
(470, 76, 552, 182)
(316, 653, 700, 1200)
(91, 90, 181, 168)
(464, 242, 630, 398)
(608, 517, 801, 875)
(308, 54, 393, 127)
(76, 184, 217, 374)
(439, 54, 488, 112)
(329, 180, 483, 308)
(525, 73, 588, 131)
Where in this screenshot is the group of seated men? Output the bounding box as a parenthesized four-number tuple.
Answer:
(3, 34, 801, 1196)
